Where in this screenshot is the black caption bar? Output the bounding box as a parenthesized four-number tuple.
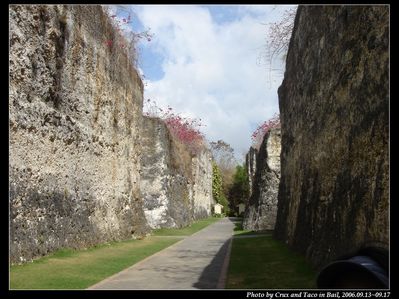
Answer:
(245, 291, 391, 299)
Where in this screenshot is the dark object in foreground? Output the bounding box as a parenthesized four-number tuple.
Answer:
(317, 247, 389, 289)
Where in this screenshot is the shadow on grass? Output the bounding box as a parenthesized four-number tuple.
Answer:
(226, 219, 317, 289)
(232, 219, 273, 236)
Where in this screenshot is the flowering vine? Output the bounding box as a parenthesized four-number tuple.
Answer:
(103, 7, 153, 67)
(251, 113, 280, 149)
(144, 99, 206, 155)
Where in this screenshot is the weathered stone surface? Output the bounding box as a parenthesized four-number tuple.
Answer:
(9, 5, 149, 263)
(243, 128, 281, 231)
(245, 147, 257, 197)
(140, 117, 212, 229)
(10, 5, 215, 264)
(191, 147, 213, 220)
(274, 6, 389, 268)
(140, 117, 173, 228)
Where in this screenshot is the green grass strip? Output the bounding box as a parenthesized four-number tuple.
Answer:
(10, 216, 221, 289)
(226, 222, 317, 289)
(152, 216, 221, 236)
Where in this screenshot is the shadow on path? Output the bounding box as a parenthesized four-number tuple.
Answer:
(192, 217, 238, 289)
(192, 239, 231, 289)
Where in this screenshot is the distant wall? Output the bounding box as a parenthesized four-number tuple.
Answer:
(140, 117, 213, 229)
(274, 6, 389, 268)
(245, 147, 257, 197)
(243, 128, 281, 230)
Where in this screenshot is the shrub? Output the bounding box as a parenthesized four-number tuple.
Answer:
(212, 162, 230, 214)
(228, 165, 250, 213)
(212, 162, 223, 203)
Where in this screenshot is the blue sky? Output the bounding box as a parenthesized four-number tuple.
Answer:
(107, 5, 296, 161)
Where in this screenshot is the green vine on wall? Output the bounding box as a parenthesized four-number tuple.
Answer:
(212, 162, 229, 214)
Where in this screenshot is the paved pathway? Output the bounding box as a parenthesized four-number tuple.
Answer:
(88, 217, 238, 290)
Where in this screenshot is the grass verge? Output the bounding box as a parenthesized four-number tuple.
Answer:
(10, 216, 221, 289)
(152, 216, 221, 236)
(226, 221, 317, 289)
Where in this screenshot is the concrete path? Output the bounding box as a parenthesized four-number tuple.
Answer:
(88, 217, 238, 290)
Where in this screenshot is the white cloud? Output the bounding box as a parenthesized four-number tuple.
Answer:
(134, 5, 295, 162)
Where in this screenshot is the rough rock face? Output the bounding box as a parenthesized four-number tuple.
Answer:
(140, 117, 213, 229)
(243, 128, 281, 231)
(9, 5, 149, 263)
(191, 148, 214, 219)
(274, 6, 389, 268)
(245, 147, 257, 197)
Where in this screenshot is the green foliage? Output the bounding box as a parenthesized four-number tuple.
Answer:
(219, 193, 230, 215)
(210, 140, 237, 198)
(212, 162, 229, 213)
(212, 162, 222, 202)
(228, 165, 250, 215)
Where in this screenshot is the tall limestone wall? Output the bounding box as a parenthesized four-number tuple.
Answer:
(140, 117, 213, 229)
(9, 5, 214, 264)
(274, 6, 389, 268)
(243, 128, 281, 231)
(9, 5, 149, 263)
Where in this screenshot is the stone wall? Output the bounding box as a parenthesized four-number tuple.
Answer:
(274, 6, 389, 268)
(191, 147, 214, 220)
(140, 117, 212, 229)
(9, 4, 149, 263)
(10, 5, 215, 264)
(245, 147, 257, 197)
(243, 128, 281, 231)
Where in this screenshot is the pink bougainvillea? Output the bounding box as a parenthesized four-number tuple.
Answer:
(251, 113, 280, 150)
(103, 8, 153, 67)
(144, 99, 205, 154)
(104, 39, 113, 47)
